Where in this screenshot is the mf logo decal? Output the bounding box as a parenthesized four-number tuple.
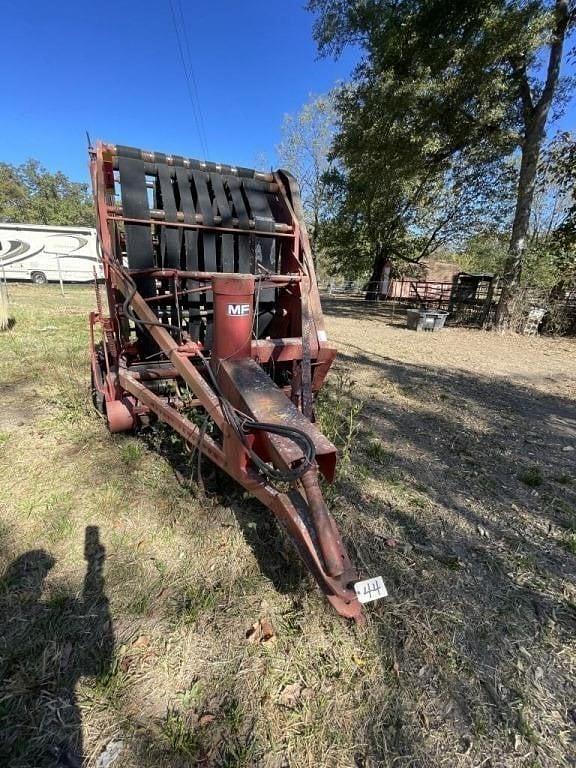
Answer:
(227, 303, 251, 317)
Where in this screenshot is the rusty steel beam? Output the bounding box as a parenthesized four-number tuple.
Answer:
(110, 265, 225, 428)
(128, 269, 301, 283)
(104, 143, 276, 183)
(108, 206, 292, 234)
(117, 371, 361, 620)
(119, 372, 225, 465)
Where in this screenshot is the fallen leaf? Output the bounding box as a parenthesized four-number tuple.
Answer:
(133, 635, 151, 649)
(260, 618, 275, 643)
(198, 713, 216, 727)
(246, 618, 276, 645)
(352, 654, 366, 667)
(119, 655, 134, 672)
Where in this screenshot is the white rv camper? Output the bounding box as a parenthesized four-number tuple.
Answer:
(0, 222, 102, 283)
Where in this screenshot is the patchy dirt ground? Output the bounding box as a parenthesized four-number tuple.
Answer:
(0, 285, 575, 768)
(323, 296, 576, 766)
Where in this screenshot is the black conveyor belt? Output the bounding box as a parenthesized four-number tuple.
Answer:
(113, 145, 289, 348)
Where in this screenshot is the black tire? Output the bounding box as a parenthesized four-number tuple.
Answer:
(31, 272, 48, 285)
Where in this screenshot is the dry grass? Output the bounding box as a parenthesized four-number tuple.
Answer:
(0, 284, 575, 768)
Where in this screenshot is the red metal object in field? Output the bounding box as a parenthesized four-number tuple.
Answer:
(211, 274, 255, 360)
(88, 142, 363, 621)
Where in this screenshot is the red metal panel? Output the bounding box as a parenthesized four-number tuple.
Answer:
(211, 274, 255, 361)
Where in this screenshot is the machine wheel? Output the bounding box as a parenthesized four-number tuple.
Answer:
(31, 271, 48, 284)
(106, 399, 135, 432)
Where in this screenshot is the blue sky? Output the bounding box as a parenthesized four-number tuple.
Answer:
(1, 1, 573, 185)
(1, 0, 357, 183)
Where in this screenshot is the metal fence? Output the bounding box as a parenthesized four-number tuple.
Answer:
(319, 278, 576, 335)
(320, 278, 496, 327)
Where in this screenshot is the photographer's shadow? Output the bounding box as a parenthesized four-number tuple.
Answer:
(0, 527, 113, 767)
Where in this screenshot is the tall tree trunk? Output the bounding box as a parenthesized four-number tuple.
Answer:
(495, 121, 545, 328)
(495, 0, 569, 329)
(365, 251, 386, 301)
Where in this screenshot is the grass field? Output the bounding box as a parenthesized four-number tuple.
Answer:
(0, 284, 575, 768)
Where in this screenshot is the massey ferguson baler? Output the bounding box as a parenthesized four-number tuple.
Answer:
(89, 142, 386, 621)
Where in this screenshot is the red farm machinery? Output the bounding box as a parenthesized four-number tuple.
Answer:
(89, 142, 381, 621)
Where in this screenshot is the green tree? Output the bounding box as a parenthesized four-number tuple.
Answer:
(319, 144, 514, 296)
(0, 164, 28, 222)
(543, 133, 576, 289)
(459, 232, 510, 276)
(530, 133, 575, 242)
(460, 133, 576, 288)
(277, 93, 337, 247)
(308, 0, 574, 322)
(523, 132, 576, 289)
(0, 160, 94, 226)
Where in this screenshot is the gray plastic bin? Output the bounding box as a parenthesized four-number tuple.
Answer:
(406, 309, 449, 331)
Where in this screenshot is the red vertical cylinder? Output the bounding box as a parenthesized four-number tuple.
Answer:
(211, 274, 255, 360)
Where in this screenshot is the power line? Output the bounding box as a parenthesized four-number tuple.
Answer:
(176, 0, 210, 158)
(167, 0, 210, 159)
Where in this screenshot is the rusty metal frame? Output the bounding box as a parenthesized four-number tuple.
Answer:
(88, 141, 362, 620)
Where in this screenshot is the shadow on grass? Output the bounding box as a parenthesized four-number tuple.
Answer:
(322, 295, 408, 325)
(328, 350, 576, 764)
(139, 425, 307, 598)
(66, 333, 576, 765)
(129, 343, 576, 764)
(0, 527, 113, 768)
